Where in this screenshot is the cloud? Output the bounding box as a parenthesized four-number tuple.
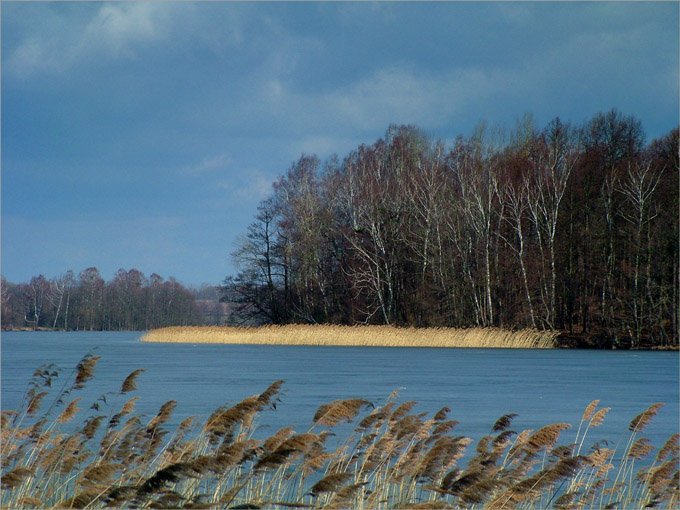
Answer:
(80, 3, 167, 59)
(215, 170, 273, 201)
(3, 3, 248, 78)
(246, 65, 521, 138)
(181, 154, 232, 176)
(5, 3, 169, 77)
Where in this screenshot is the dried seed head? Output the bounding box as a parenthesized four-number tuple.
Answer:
(313, 399, 372, 427)
(390, 401, 417, 423)
(82, 415, 104, 440)
(310, 472, 352, 495)
(109, 397, 140, 428)
(1, 467, 34, 489)
(74, 355, 101, 389)
(628, 437, 653, 459)
(582, 400, 600, 422)
(263, 427, 295, 452)
(278, 433, 320, 454)
(493, 413, 518, 432)
(254, 448, 297, 472)
(147, 400, 177, 432)
(434, 406, 451, 421)
(137, 462, 198, 495)
(525, 423, 571, 453)
(57, 398, 81, 424)
(258, 379, 284, 408)
(648, 459, 678, 495)
(81, 463, 120, 485)
(656, 433, 679, 463)
(629, 403, 664, 433)
(590, 407, 610, 427)
(121, 369, 144, 393)
(27, 391, 48, 416)
(204, 397, 261, 441)
(357, 403, 394, 431)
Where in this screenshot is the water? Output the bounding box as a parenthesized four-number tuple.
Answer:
(2, 331, 678, 452)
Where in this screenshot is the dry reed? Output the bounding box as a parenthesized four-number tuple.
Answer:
(1, 355, 677, 510)
(142, 325, 559, 348)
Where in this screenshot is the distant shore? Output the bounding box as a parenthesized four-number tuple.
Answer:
(141, 325, 559, 349)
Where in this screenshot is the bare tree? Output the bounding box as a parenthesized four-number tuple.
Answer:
(526, 119, 578, 328)
(231, 198, 288, 323)
(337, 143, 398, 324)
(27, 275, 51, 329)
(501, 175, 536, 328)
(617, 160, 663, 346)
(447, 130, 503, 327)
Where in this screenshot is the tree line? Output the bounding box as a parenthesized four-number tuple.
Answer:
(226, 110, 678, 348)
(1, 267, 201, 331)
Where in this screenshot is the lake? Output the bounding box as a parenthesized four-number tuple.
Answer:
(2, 331, 678, 453)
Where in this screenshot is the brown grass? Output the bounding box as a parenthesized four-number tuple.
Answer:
(142, 325, 558, 348)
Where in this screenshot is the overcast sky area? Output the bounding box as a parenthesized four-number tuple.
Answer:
(2, 2, 678, 287)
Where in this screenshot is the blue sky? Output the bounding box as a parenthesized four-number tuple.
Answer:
(2, 2, 678, 287)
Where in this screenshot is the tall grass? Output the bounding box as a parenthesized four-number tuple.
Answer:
(142, 325, 559, 349)
(2, 355, 677, 509)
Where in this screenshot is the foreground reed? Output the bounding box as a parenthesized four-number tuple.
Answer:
(2, 355, 677, 509)
(142, 325, 558, 349)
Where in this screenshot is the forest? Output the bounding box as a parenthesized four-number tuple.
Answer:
(226, 110, 678, 348)
(1, 268, 201, 331)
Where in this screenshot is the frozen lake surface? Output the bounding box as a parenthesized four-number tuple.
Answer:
(2, 331, 678, 451)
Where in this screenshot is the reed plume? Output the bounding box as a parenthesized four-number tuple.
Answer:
(146, 400, 177, 433)
(629, 403, 665, 432)
(656, 433, 679, 462)
(434, 406, 451, 421)
(26, 391, 47, 416)
(524, 423, 571, 453)
(313, 398, 372, 427)
(56, 398, 80, 424)
(1, 467, 33, 489)
(81, 415, 104, 440)
(492, 413, 518, 432)
(581, 399, 600, 422)
(74, 354, 101, 389)
(627, 437, 653, 459)
(120, 369, 144, 393)
(80, 463, 120, 486)
(309, 472, 352, 496)
(590, 407, 610, 427)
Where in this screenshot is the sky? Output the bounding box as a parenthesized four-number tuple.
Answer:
(2, 2, 678, 287)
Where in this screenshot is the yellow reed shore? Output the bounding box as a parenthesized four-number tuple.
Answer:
(142, 325, 558, 348)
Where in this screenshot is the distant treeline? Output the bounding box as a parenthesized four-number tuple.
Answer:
(226, 110, 678, 348)
(1, 268, 202, 331)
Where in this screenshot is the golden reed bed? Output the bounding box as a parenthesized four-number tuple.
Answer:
(142, 325, 558, 348)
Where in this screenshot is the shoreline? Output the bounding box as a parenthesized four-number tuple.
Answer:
(142, 325, 559, 349)
(3, 326, 676, 349)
